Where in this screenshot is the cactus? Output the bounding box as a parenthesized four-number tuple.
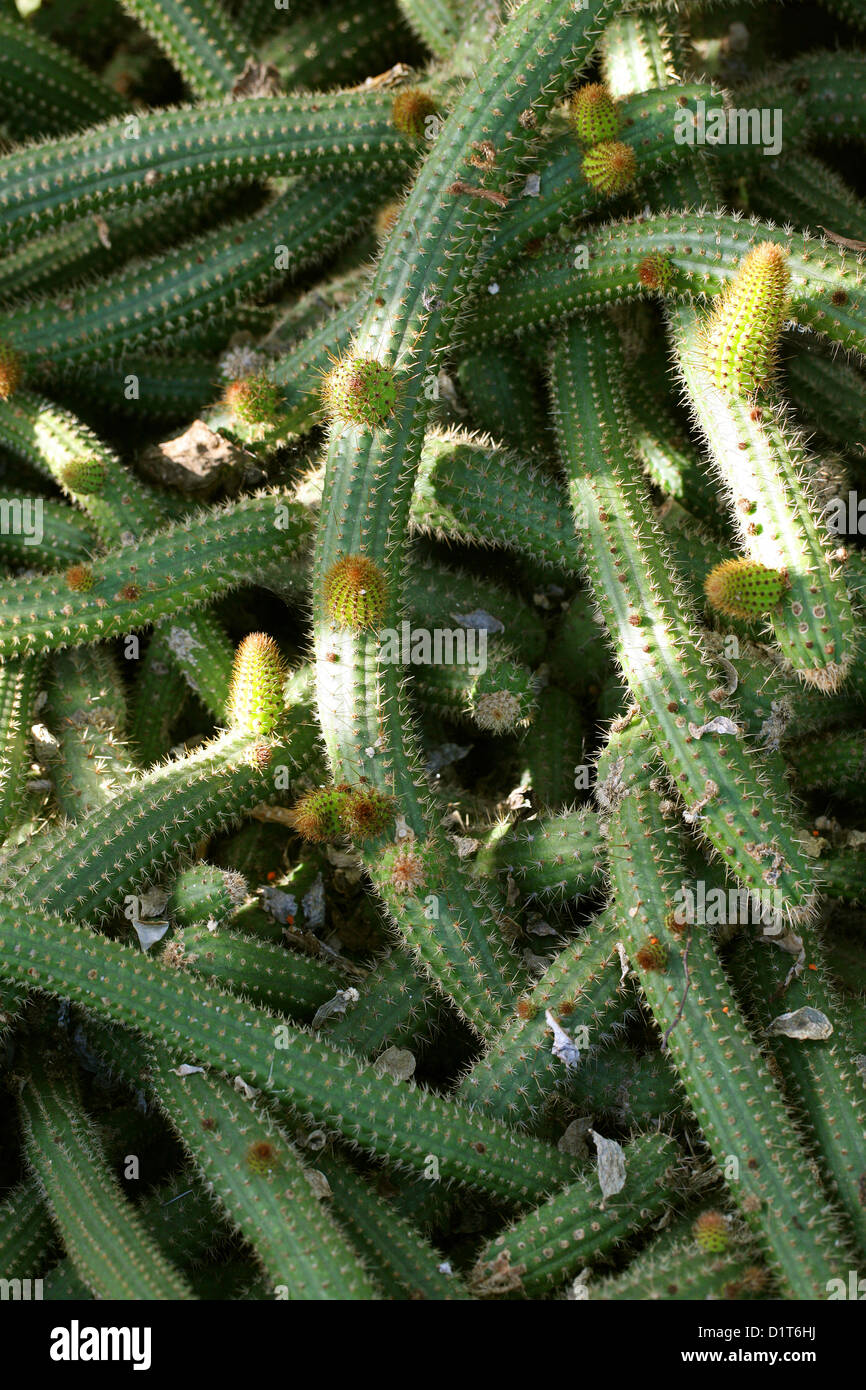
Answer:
(0, 94, 422, 253)
(146, 1052, 381, 1299)
(0, 656, 45, 843)
(700, 241, 792, 398)
(473, 808, 605, 901)
(456, 914, 631, 1129)
(0, 185, 380, 371)
(0, 16, 127, 139)
(470, 1130, 682, 1298)
(516, 685, 586, 807)
(0, 0, 864, 1307)
(704, 559, 789, 622)
(548, 315, 816, 924)
(17, 1039, 194, 1299)
(0, 1178, 58, 1280)
(671, 302, 857, 691)
(569, 83, 621, 147)
(0, 491, 310, 660)
(6, 664, 320, 918)
(118, 0, 259, 99)
(729, 928, 866, 1251)
(43, 647, 136, 817)
(0, 897, 587, 1205)
(592, 1213, 772, 1300)
(315, 1155, 470, 1300)
(455, 349, 553, 460)
(467, 212, 866, 355)
(598, 717, 856, 1298)
(261, 0, 420, 92)
(599, 12, 685, 97)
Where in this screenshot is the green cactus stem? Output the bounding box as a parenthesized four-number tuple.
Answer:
(470, 1130, 682, 1298)
(10, 665, 320, 920)
(548, 313, 817, 924)
(0, 656, 45, 843)
(118, 0, 259, 99)
(17, 1040, 194, 1299)
(671, 300, 857, 692)
(467, 213, 866, 359)
(592, 1214, 771, 1301)
(0, 491, 311, 661)
(700, 241, 792, 398)
(0, 897, 587, 1206)
(599, 717, 854, 1298)
(146, 1052, 381, 1299)
(472, 808, 605, 901)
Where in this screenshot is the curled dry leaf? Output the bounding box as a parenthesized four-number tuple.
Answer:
(591, 1130, 627, 1198)
(767, 1006, 833, 1040)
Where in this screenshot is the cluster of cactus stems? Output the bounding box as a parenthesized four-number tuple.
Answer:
(0, 0, 864, 1307)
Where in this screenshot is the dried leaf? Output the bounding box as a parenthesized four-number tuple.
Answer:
(545, 1009, 581, 1069)
(139, 886, 169, 918)
(469, 1249, 526, 1296)
(259, 886, 298, 925)
(132, 920, 170, 950)
(93, 215, 111, 250)
(373, 1046, 416, 1081)
(591, 1130, 627, 1198)
(231, 59, 282, 99)
(454, 835, 480, 859)
(304, 1169, 332, 1200)
(452, 609, 505, 633)
(522, 947, 549, 977)
(567, 1268, 591, 1300)
(505, 784, 532, 812)
(138, 420, 247, 497)
(817, 225, 866, 251)
(615, 941, 630, 983)
(557, 1117, 592, 1158)
(301, 874, 326, 931)
(767, 1006, 833, 1040)
(311, 988, 360, 1030)
(688, 716, 740, 739)
(345, 62, 411, 93)
(527, 916, 559, 937)
(31, 722, 60, 757)
(325, 845, 359, 870)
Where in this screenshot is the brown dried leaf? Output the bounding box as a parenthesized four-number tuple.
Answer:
(767, 1006, 833, 1040)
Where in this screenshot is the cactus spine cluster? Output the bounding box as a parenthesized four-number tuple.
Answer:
(0, 0, 864, 1310)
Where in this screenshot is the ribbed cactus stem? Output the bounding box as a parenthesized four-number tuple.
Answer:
(701, 241, 792, 397)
